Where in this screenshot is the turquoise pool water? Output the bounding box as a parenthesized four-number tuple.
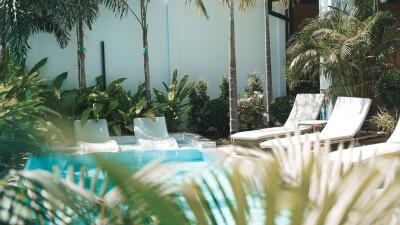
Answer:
(25, 149, 207, 171)
(25, 149, 209, 194)
(24, 150, 289, 225)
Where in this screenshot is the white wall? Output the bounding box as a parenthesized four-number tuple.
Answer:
(26, 0, 286, 99)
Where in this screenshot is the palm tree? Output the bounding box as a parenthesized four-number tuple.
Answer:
(0, 0, 72, 65)
(119, 0, 208, 107)
(263, 0, 273, 123)
(0, 0, 128, 93)
(223, 0, 255, 134)
(228, 0, 239, 134)
(286, 3, 400, 99)
(67, 0, 128, 93)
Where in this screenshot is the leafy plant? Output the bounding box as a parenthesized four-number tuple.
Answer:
(153, 70, 194, 132)
(0, 51, 62, 155)
(181, 141, 400, 225)
(244, 71, 263, 94)
(269, 95, 295, 125)
(238, 71, 266, 130)
(286, 6, 400, 99)
(0, 1, 71, 60)
(188, 78, 210, 133)
(376, 69, 400, 110)
(369, 108, 398, 134)
(73, 77, 153, 136)
(219, 75, 229, 99)
(201, 76, 230, 138)
(0, 155, 191, 225)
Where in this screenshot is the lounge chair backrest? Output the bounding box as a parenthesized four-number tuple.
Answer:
(284, 94, 325, 128)
(320, 97, 371, 140)
(387, 120, 400, 143)
(134, 117, 170, 140)
(74, 119, 110, 143)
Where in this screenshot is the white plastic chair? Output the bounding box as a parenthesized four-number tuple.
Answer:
(74, 119, 119, 152)
(133, 117, 179, 150)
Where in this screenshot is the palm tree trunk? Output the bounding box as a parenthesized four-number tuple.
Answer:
(77, 20, 86, 94)
(0, 36, 4, 73)
(141, 0, 151, 107)
(264, 0, 273, 124)
(142, 26, 151, 107)
(228, 0, 239, 134)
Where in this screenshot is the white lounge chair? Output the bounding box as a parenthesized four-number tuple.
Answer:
(134, 117, 179, 150)
(74, 119, 119, 152)
(260, 97, 372, 149)
(329, 119, 400, 163)
(231, 94, 325, 142)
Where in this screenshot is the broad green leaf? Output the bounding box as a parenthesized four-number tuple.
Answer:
(168, 89, 175, 101)
(172, 69, 178, 87)
(29, 57, 47, 74)
(24, 89, 33, 100)
(143, 111, 156, 121)
(80, 108, 91, 125)
(93, 103, 104, 117)
(162, 82, 169, 92)
(176, 75, 189, 95)
(108, 100, 119, 112)
(53, 72, 68, 89)
(112, 124, 122, 136)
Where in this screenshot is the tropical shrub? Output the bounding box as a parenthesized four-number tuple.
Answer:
(219, 74, 229, 99)
(238, 92, 266, 129)
(188, 78, 209, 133)
(73, 77, 153, 136)
(153, 70, 194, 132)
(286, 5, 400, 99)
(201, 76, 230, 138)
(376, 69, 400, 110)
(369, 108, 399, 134)
(269, 95, 295, 125)
(0, 51, 62, 154)
(238, 71, 266, 130)
(289, 78, 320, 95)
(244, 71, 263, 94)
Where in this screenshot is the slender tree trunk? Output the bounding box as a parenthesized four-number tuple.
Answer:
(142, 26, 151, 107)
(228, 0, 239, 134)
(141, 0, 151, 107)
(77, 20, 86, 94)
(264, 0, 273, 124)
(0, 36, 4, 74)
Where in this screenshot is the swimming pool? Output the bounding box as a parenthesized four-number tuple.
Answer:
(24, 149, 289, 225)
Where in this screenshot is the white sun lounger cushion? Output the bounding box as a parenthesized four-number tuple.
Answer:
(319, 97, 371, 140)
(231, 94, 324, 141)
(329, 119, 400, 163)
(230, 127, 310, 141)
(137, 137, 179, 150)
(329, 143, 400, 163)
(77, 140, 120, 153)
(260, 97, 371, 149)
